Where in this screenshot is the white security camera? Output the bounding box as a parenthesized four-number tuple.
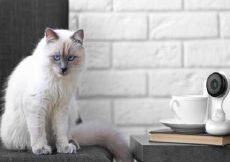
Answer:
(205, 72, 230, 135)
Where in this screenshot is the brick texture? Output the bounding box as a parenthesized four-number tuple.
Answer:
(149, 13, 218, 39)
(185, 0, 230, 10)
(114, 98, 172, 125)
(149, 69, 215, 96)
(79, 70, 146, 96)
(114, 0, 181, 11)
(184, 40, 230, 67)
(69, 0, 230, 143)
(78, 99, 112, 123)
(113, 42, 182, 68)
(79, 13, 147, 40)
(220, 13, 230, 37)
(69, 12, 78, 31)
(85, 42, 111, 69)
(69, 0, 111, 11)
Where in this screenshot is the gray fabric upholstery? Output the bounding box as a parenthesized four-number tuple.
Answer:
(0, 0, 113, 161)
(0, 144, 113, 162)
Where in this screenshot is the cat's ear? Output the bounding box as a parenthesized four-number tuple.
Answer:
(71, 29, 84, 44)
(45, 27, 59, 43)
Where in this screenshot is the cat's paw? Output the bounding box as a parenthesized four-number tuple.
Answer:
(57, 143, 78, 154)
(32, 144, 52, 155)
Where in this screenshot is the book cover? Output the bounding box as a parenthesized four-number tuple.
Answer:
(149, 129, 230, 146)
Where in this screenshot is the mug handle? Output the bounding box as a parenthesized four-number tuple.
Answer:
(170, 99, 180, 120)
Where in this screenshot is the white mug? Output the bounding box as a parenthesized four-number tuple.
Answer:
(170, 95, 208, 124)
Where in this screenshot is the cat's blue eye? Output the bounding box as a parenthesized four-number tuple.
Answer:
(53, 55, 60, 61)
(68, 55, 76, 61)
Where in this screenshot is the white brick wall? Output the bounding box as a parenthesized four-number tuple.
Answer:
(78, 99, 112, 122)
(220, 13, 230, 37)
(149, 69, 215, 96)
(80, 70, 146, 96)
(70, 0, 111, 11)
(84, 42, 111, 69)
(114, 98, 172, 125)
(184, 40, 230, 67)
(79, 13, 147, 40)
(113, 0, 182, 11)
(184, 0, 230, 10)
(69, 0, 230, 142)
(149, 13, 218, 39)
(113, 42, 181, 68)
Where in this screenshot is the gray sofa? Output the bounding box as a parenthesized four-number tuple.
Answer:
(0, 0, 113, 161)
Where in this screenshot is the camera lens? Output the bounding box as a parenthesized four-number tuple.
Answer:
(206, 72, 228, 97)
(210, 79, 218, 90)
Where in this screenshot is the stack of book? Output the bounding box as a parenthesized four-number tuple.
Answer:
(149, 129, 230, 146)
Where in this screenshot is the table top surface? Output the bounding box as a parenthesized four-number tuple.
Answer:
(131, 135, 230, 162)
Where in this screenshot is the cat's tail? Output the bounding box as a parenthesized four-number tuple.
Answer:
(70, 121, 133, 162)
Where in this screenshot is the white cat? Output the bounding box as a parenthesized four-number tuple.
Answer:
(0, 28, 133, 162)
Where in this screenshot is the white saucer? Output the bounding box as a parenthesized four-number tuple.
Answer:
(160, 118, 206, 134)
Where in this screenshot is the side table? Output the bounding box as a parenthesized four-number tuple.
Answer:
(131, 135, 230, 162)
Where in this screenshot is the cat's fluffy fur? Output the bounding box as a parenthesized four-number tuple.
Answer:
(0, 28, 133, 162)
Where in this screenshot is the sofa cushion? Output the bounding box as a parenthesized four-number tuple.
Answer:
(0, 144, 113, 162)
